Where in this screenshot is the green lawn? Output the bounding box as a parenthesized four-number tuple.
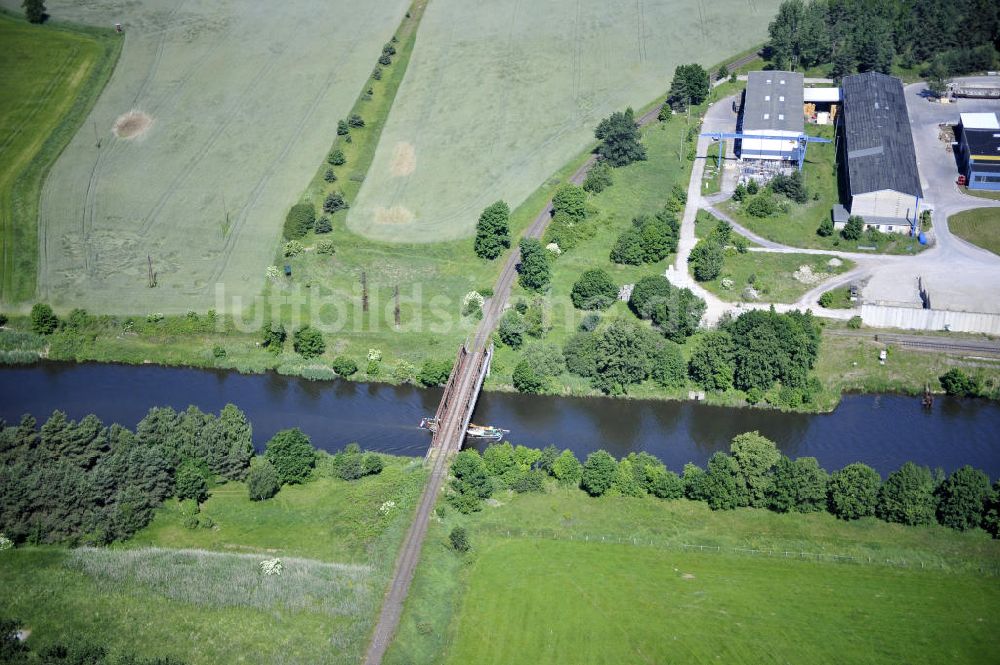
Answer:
(949, 207, 1000, 257)
(962, 187, 1000, 202)
(0, 455, 428, 664)
(388, 489, 1000, 665)
(700, 251, 854, 304)
(701, 141, 724, 195)
(0, 10, 120, 303)
(819, 286, 854, 309)
(720, 125, 927, 255)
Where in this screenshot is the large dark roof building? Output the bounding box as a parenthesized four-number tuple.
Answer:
(835, 72, 923, 232)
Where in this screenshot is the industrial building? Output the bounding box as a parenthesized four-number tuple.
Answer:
(737, 71, 804, 161)
(956, 112, 1000, 191)
(833, 71, 923, 234)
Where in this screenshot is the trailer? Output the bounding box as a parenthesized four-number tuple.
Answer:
(948, 83, 1000, 99)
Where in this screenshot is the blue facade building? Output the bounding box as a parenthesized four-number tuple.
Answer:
(957, 112, 1000, 191)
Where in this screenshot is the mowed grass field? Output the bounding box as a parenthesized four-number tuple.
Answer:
(949, 207, 1000, 257)
(349, 0, 782, 242)
(13, 0, 408, 313)
(388, 490, 1000, 665)
(0, 11, 120, 303)
(1, 456, 428, 664)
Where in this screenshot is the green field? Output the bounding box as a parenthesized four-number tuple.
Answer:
(387, 489, 1000, 665)
(0, 10, 120, 303)
(349, 0, 781, 243)
(949, 207, 1000, 257)
(10, 0, 409, 313)
(700, 250, 855, 304)
(1, 456, 428, 663)
(720, 125, 927, 255)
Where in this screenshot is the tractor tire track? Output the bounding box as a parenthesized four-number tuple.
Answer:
(0, 48, 78, 159)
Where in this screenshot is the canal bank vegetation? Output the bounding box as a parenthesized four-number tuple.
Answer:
(390, 439, 999, 664)
(0, 407, 427, 664)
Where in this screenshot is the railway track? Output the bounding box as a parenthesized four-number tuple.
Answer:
(827, 330, 1000, 358)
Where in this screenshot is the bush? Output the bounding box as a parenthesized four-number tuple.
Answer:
(563, 332, 597, 377)
(331, 356, 358, 377)
(841, 216, 864, 240)
(378, 53, 392, 66)
(316, 239, 336, 255)
(583, 160, 613, 193)
(769, 171, 808, 203)
(315, 216, 332, 234)
(512, 359, 546, 393)
(418, 359, 453, 386)
(609, 227, 643, 265)
(578, 313, 601, 332)
(30, 303, 58, 335)
(689, 240, 724, 281)
(817, 218, 834, 237)
(511, 469, 546, 493)
(847, 315, 862, 329)
(247, 457, 280, 501)
(324, 169, 337, 183)
(382, 42, 396, 56)
(651, 342, 686, 388)
(0, 312, 7, 327)
(212, 345, 226, 359)
(261, 323, 286, 353)
(745, 192, 778, 218)
(372, 67, 382, 80)
(337, 120, 350, 136)
(283, 240, 304, 257)
(175, 462, 208, 503)
(939, 368, 984, 397)
(348, 113, 365, 128)
(571, 268, 618, 310)
(498, 309, 526, 349)
(329, 149, 346, 166)
(362, 453, 384, 476)
(293, 326, 325, 358)
(324, 191, 348, 214)
(265, 428, 315, 485)
(449, 526, 470, 552)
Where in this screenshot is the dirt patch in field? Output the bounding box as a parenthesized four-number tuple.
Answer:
(112, 110, 153, 139)
(389, 141, 416, 176)
(681, 573, 696, 580)
(374, 205, 415, 225)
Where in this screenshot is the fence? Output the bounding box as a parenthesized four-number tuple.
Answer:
(479, 525, 1000, 577)
(861, 304, 1000, 334)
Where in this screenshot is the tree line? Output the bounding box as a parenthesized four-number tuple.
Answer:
(447, 435, 999, 538)
(0, 407, 385, 545)
(767, 0, 999, 79)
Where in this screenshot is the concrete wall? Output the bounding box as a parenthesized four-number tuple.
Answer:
(850, 189, 918, 220)
(861, 304, 1000, 334)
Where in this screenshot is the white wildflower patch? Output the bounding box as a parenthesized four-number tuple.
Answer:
(367, 348, 382, 362)
(462, 291, 485, 310)
(260, 558, 283, 576)
(266, 265, 279, 280)
(721, 278, 735, 290)
(545, 242, 561, 255)
(0, 533, 13, 551)
(379, 500, 396, 516)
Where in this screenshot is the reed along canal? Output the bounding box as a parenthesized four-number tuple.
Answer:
(2, 362, 998, 476)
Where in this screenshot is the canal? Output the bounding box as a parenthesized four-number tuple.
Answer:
(1, 362, 998, 476)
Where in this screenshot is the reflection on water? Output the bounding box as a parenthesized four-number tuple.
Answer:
(1, 362, 998, 476)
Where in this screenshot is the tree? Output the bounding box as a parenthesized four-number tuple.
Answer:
(261, 322, 286, 353)
(418, 359, 453, 387)
(450, 449, 492, 510)
(30, 303, 58, 335)
(828, 463, 881, 520)
(683, 462, 708, 500)
(512, 359, 546, 394)
(651, 341, 686, 388)
(348, 113, 365, 128)
(563, 332, 597, 378)
(292, 326, 325, 358)
(594, 107, 646, 166)
(936, 465, 990, 531)
(610, 458, 645, 497)
(246, 457, 279, 501)
(581, 450, 617, 496)
(667, 64, 710, 108)
(552, 449, 583, 485)
(552, 184, 587, 221)
(727, 308, 820, 392)
(283, 203, 315, 240)
(702, 452, 746, 510)
(264, 428, 315, 485)
(649, 286, 704, 343)
(730, 431, 781, 508)
(323, 191, 348, 214)
(591, 319, 656, 395)
(648, 466, 684, 499)
(877, 462, 937, 525)
(925, 59, 950, 97)
(689, 240, 724, 281)
(688, 331, 734, 391)
(571, 268, 618, 310)
(769, 171, 808, 203)
(362, 452, 384, 476)
(769, 456, 828, 512)
(449, 526, 470, 552)
(211, 404, 253, 480)
(983, 481, 1000, 539)
(337, 119, 350, 135)
(517, 238, 550, 291)
(22, 0, 45, 23)
(174, 462, 208, 503)
(522, 342, 564, 378)
(841, 216, 864, 240)
(939, 368, 984, 397)
(629, 275, 672, 320)
(474, 200, 511, 259)
(583, 161, 613, 193)
(767, 0, 804, 69)
(609, 227, 644, 265)
(328, 149, 346, 166)
(498, 309, 526, 348)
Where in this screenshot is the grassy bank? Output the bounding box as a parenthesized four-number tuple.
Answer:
(387, 488, 1000, 664)
(0, 10, 122, 303)
(0, 454, 427, 664)
(949, 207, 1000, 256)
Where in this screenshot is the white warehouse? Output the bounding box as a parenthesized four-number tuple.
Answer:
(737, 71, 804, 161)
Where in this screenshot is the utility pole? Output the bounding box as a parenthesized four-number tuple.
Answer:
(147, 254, 157, 288)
